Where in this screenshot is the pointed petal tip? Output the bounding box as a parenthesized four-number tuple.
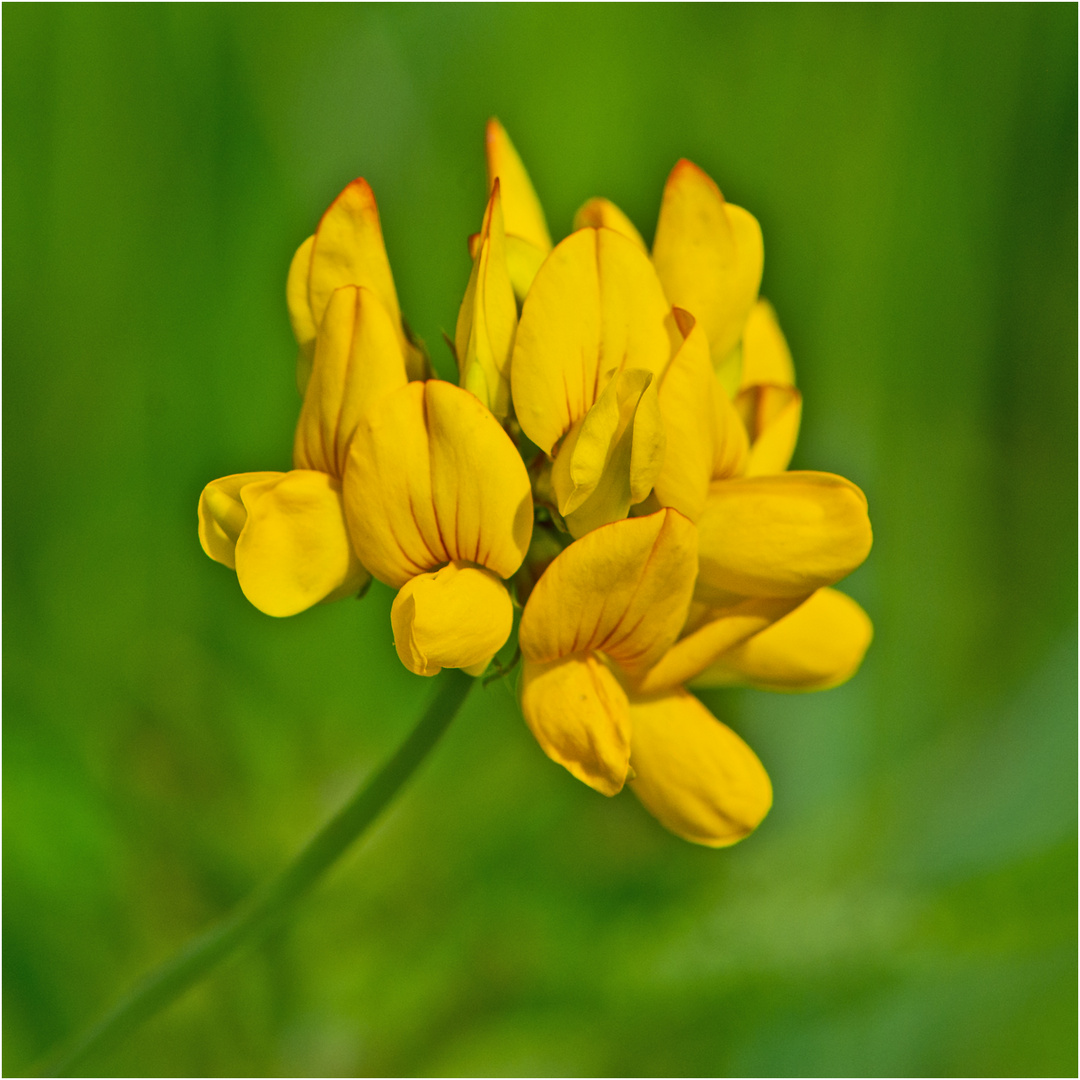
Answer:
(668, 158, 723, 198)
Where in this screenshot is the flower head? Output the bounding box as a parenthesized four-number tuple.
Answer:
(198, 124, 874, 848)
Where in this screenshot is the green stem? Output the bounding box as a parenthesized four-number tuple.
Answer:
(34, 668, 475, 1078)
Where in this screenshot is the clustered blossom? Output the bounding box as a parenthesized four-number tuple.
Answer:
(199, 121, 873, 847)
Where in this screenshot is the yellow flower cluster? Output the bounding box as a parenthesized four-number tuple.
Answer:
(198, 121, 873, 847)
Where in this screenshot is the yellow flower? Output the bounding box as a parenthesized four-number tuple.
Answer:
(518, 509, 773, 846)
(199, 177, 419, 617)
(198, 282, 407, 616)
(343, 379, 533, 677)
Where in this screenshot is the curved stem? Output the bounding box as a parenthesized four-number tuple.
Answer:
(35, 668, 475, 1078)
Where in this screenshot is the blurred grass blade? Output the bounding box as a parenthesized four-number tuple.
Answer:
(34, 668, 475, 1078)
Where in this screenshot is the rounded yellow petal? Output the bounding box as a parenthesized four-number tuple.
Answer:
(692, 587, 873, 692)
(391, 561, 513, 677)
(519, 508, 697, 677)
(233, 470, 368, 618)
(651, 159, 764, 362)
(485, 118, 551, 254)
(198, 471, 286, 570)
(293, 285, 409, 478)
(520, 654, 630, 796)
(512, 227, 674, 455)
(697, 472, 872, 600)
(740, 298, 795, 389)
(573, 197, 647, 251)
(629, 689, 772, 847)
(344, 380, 533, 588)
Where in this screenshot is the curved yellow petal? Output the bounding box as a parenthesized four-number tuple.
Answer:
(628, 689, 772, 847)
(573, 198, 647, 251)
(520, 654, 631, 796)
(519, 508, 697, 677)
(740, 298, 795, 389)
(344, 380, 533, 588)
(302, 179, 427, 382)
(651, 159, 763, 363)
(454, 181, 517, 418)
(485, 118, 551, 254)
(634, 595, 802, 695)
(552, 368, 665, 538)
(736, 384, 802, 476)
(293, 285, 409, 478)
(697, 472, 872, 600)
(233, 470, 368, 618)
(390, 561, 513, 677)
(307, 179, 401, 333)
(692, 587, 873, 692)
(198, 471, 287, 570)
(654, 311, 748, 522)
(286, 235, 318, 393)
(511, 227, 674, 455)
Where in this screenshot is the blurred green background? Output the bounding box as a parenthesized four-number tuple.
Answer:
(4, 4, 1076, 1076)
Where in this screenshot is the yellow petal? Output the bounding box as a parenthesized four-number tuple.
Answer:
(391, 561, 513, 677)
(654, 310, 748, 522)
(573, 198, 647, 251)
(692, 587, 873, 691)
(511, 227, 674, 455)
(551, 368, 666, 538)
(736, 384, 802, 476)
(344, 380, 533, 588)
(307, 179, 401, 334)
(286, 235, 318, 393)
(628, 689, 772, 847)
(232, 470, 368, 617)
(697, 472, 872, 600)
(504, 237, 549, 302)
(634, 595, 803, 695)
(520, 654, 631, 796)
(485, 118, 551, 254)
(651, 159, 764, 363)
(303, 179, 427, 382)
(293, 285, 409, 477)
(198, 471, 286, 570)
(519, 508, 697, 677)
(740, 298, 795, 389)
(454, 181, 518, 418)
